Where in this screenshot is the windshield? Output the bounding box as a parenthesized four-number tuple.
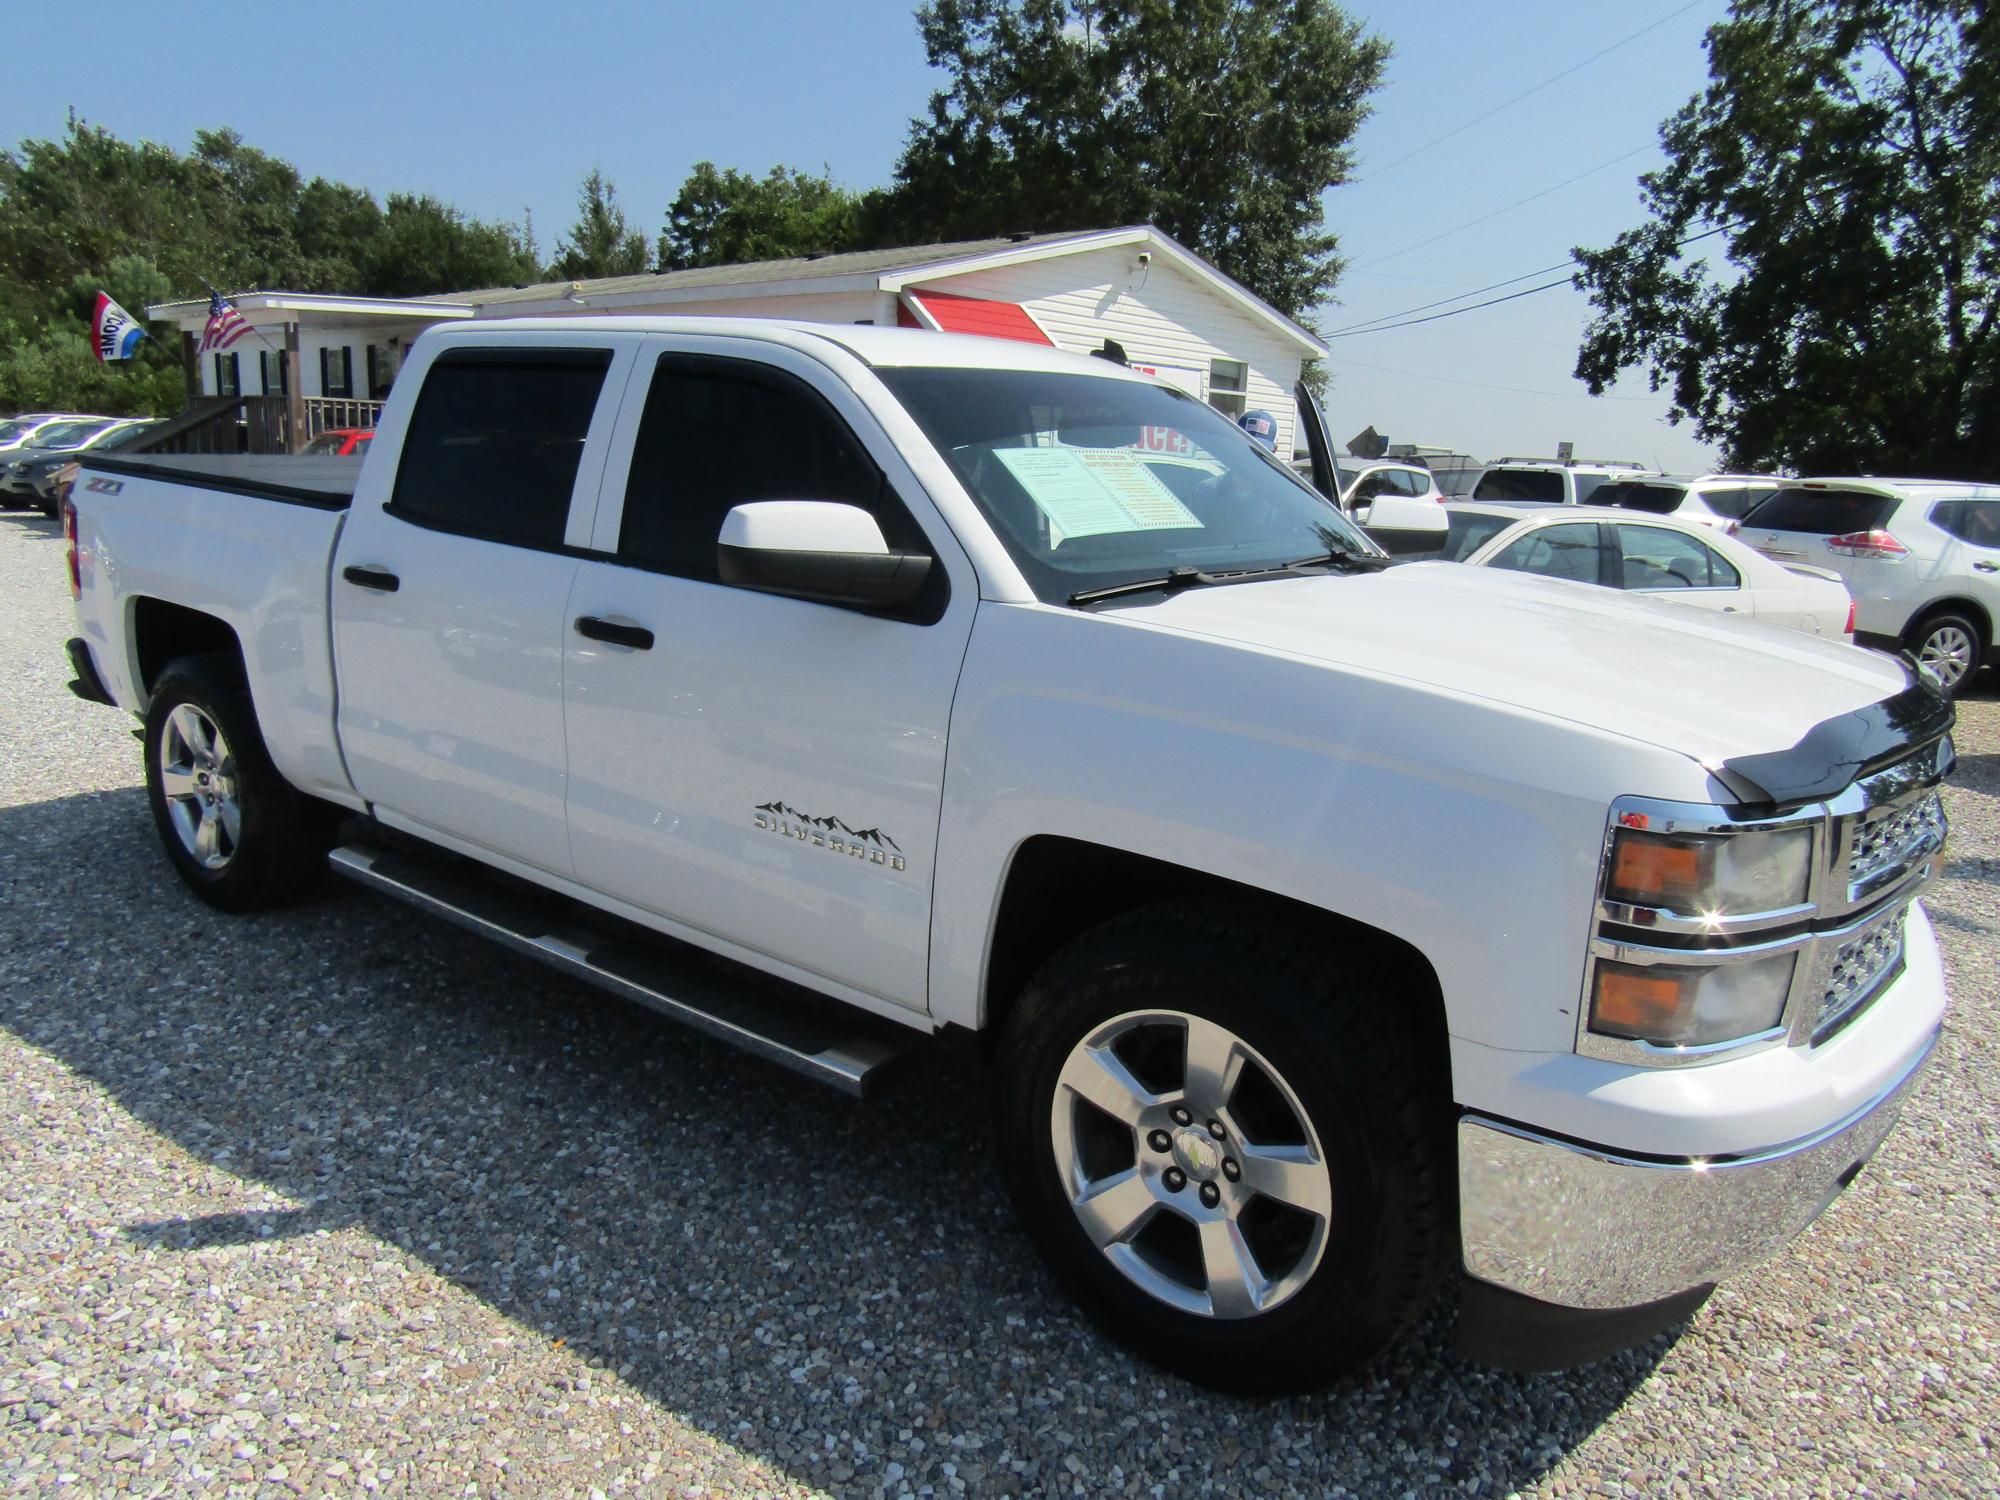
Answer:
(1593, 481, 1687, 515)
(98, 422, 156, 451)
(1473, 468, 1564, 502)
(878, 367, 1377, 603)
(0, 420, 38, 446)
(32, 420, 114, 450)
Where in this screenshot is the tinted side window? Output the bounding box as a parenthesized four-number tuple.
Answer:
(1702, 485, 1768, 520)
(1489, 522, 1604, 584)
(1473, 468, 1564, 502)
(1931, 499, 2000, 548)
(620, 354, 907, 583)
(391, 351, 611, 547)
(1595, 481, 1685, 515)
(1742, 487, 1893, 535)
(1617, 526, 1739, 589)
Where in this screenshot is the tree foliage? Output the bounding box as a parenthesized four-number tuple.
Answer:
(660, 162, 867, 270)
(547, 169, 650, 280)
(0, 121, 536, 416)
(875, 0, 1388, 318)
(1575, 0, 2000, 477)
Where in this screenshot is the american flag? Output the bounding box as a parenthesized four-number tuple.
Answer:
(197, 290, 251, 354)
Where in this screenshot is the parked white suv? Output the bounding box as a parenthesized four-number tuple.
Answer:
(1469, 459, 1656, 506)
(1733, 479, 2000, 694)
(1591, 473, 1781, 529)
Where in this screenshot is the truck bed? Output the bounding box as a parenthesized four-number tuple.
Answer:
(81, 453, 361, 509)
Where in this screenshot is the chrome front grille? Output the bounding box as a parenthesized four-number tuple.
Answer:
(1811, 912, 1906, 1044)
(1847, 790, 1947, 905)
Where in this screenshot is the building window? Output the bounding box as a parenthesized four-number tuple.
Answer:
(1207, 358, 1247, 418)
(214, 352, 240, 398)
(320, 346, 354, 399)
(366, 344, 396, 400)
(260, 348, 289, 396)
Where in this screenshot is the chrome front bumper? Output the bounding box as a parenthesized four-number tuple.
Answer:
(1457, 1030, 1936, 1310)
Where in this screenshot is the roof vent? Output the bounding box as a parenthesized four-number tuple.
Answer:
(1008, 231, 1034, 242)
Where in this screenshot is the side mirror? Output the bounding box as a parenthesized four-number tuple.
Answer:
(1354, 493, 1449, 557)
(717, 501, 933, 610)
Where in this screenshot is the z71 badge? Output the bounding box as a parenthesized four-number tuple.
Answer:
(754, 801, 907, 872)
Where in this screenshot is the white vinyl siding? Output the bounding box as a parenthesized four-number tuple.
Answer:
(907, 245, 1306, 459)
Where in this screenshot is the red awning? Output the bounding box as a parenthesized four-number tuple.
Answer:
(900, 290, 1054, 346)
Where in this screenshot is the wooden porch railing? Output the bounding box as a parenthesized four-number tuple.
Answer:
(142, 395, 385, 455)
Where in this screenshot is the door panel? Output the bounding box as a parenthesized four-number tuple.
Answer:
(332, 339, 635, 875)
(560, 338, 976, 1013)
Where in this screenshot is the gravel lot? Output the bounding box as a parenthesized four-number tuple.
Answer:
(1, 504, 1995, 1499)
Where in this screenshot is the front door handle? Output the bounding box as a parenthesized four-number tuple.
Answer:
(574, 615, 654, 650)
(1975, 560, 1997, 573)
(341, 564, 400, 592)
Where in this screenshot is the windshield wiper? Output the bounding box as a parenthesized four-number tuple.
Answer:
(1067, 549, 1389, 607)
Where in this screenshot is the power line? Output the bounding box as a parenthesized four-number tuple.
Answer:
(1327, 226, 1731, 338)
(1326, 277, 1579, 338)
(1346, 0, 1709, 186)
(1352, 143, 1659, 271)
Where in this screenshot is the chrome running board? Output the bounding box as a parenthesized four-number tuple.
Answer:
(328, 840, 918, 1097)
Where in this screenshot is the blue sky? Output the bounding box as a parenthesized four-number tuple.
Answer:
(9, 1, 1731, 468)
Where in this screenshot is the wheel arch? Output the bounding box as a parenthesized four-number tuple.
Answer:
(979, 834, 1451, 1096)
(129, 596, 244, 700)
(1905, 595, 1991, 647)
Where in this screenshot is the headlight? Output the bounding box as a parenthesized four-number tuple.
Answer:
(1605, 825, 1812, 916)
(1590, 950, 1796, 1047)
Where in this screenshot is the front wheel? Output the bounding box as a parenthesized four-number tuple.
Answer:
(143, 654, 332, 911)
(995, 905, 1448, 1393)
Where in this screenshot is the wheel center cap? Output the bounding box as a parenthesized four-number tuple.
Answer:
(1171, 1128, 1221, 1182)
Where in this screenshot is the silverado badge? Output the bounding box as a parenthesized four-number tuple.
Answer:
(754, 801, 907, 872)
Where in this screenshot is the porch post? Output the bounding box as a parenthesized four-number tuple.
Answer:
(180, 332, 199, 400)
(285, 323, 306, 454)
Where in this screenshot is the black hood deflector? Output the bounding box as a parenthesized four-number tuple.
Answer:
(1714, 667, 1954, 809)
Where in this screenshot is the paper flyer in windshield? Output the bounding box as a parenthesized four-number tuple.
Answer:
(993, 446, 1202, 539)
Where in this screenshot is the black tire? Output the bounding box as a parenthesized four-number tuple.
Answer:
(994, 903, 1448, 1393)
(142, 653, 333, 911)
(1904, 609, 1985, 697)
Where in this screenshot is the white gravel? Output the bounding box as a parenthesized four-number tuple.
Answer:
(1, 505, 1995, 1497)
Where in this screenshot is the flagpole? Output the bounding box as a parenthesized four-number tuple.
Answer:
(198, 278, 285, 359)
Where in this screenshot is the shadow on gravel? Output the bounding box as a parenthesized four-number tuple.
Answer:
(0, 786, 1670, 1498)
(0, 508, 61, 539)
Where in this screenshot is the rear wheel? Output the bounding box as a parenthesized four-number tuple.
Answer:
(995, 904, 1447, 1393)
(1905, 610, 1984, 696)
(143, 655, 333, 910)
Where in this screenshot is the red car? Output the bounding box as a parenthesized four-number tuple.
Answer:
(302, 428, 374, 456)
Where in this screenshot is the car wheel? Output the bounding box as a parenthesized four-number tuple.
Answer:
(995, 904, 1448, 1393)
(143, 654, 333, 911)
(1906, 610, 1984, 696)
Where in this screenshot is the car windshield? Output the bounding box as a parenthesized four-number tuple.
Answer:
(1593, 481, 1686, 515)
(878, 367, 1377, 603)
(0, 420, 39, 446)
(97, 422, 157, 451)
(32, 420, 115, 450)
(1440, 510, 1520, 561)
(1472, 468, 1564, 502)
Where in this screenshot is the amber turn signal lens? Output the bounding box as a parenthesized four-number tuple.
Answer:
(1609, 832, 1703, 906)
(1592, 968, 1687, 1036)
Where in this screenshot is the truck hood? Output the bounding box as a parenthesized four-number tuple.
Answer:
(1108, 563, 1909, 768)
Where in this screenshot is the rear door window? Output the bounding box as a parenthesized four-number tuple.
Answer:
(1488, 522, 1606, 584)
(1741, 487, 1895, 535)
(1700, 485, 1769, 521)
(390, 349, 612, 548)
(1473, 468, 1564, 503)
(1616, 525, 1740, 589)
(1930, 499, 2000, 549)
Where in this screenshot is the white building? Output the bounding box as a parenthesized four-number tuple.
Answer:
(147, 226, 1328, 454)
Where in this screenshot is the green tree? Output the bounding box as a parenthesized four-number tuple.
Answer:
(879, 0, 1389, 318)
(548, 169, 650, 280)
(1575, 0, 2000, 477)
(660, 162, 866, 269)
(360, 193, 537, 296)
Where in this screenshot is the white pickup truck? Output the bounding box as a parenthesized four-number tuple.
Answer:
(63, 318, 1953, 1393)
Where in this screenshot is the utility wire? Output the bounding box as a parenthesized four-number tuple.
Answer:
(1325, 278, 1578, 338)
(1351, 143, 1659, 271)
(1346, 0, 1708, 185)
(1325, 354, 1664, 402)
(1327, 226, 1731, 338)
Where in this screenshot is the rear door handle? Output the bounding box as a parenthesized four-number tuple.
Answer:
(1975, 560, 1997, 573)
(574, 615, 654, 650)
(341, 565, 400, 592)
